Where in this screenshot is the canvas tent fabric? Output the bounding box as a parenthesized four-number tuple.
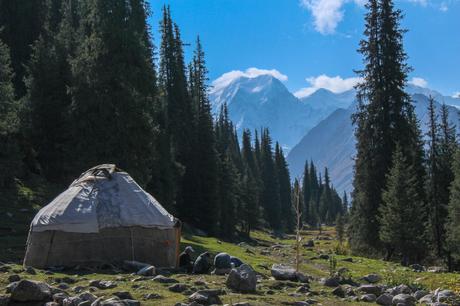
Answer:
(24, 164, 181, 268)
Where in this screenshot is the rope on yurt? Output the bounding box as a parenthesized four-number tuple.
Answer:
(130, 227, 135, 261)
(44, 230, 56, 268)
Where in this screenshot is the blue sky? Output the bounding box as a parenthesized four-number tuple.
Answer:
(148, 0, 460, 97)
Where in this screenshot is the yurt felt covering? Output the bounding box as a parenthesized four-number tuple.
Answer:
(23, 164, 180, 268)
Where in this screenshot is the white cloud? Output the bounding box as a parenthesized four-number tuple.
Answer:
(299, 0, 366, 35)
(211, 68, 288, 93)
(294, 75, 362, 98)
(408, 77, 428, 88)
(439, 2, 448, 11)
(453, 92, 460, 98)
(408, 0, 428, 6)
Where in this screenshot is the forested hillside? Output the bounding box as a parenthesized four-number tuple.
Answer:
(0, 0, 344, 242)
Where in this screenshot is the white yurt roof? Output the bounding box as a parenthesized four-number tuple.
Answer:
(31, 164, 176, 233)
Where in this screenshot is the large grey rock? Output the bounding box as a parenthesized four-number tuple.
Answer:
(88, 280, 117, 289)
(410, 264, 425, 272)
(53, 292, 69, 304)
(93, 297, 140, 306)
(136, 265, 155, 276)
(189, 290, 222, 305)
(112, 292, 134, 300)
(363, 273, 381, 283)
(418, 294, 433, 304)
(214, 252, 232, 269)
(271, 264, 297, 281)
(376, 293, 393, 305)
(358, 284, 382, 296)
(169, 283, 189, 293)
(392, 293, 416, 306)
(320, 277, 340, 287)
(8, 274, 21, 283)
(436, 289, 456, 302)
(64, 292, 97, 306)
(0, 295, 9, 306)
(360, 294, 377, 302)
(332, 286, 346, 298)
(10, 279, 51, 302)
(226, 264, 257, 293)
(391, 284, 412, 295)
(414, 290, 429, 300)
(153, 275, 178, 283)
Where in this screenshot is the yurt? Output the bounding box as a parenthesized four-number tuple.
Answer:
(23, 164, 181, 269)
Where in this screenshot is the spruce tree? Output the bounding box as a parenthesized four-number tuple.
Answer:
(275, 143, 293, 232)
(350, 0, 419, 253)
(446, 148, 460, 269)
(0, 38, 22, 186)
(25, 0, 74, 181)
(69, 0, 157, 183)
(379, 146, 426, 263)
(302, 161, 310, 224)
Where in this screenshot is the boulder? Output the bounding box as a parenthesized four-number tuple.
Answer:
(226, 264, 257, 293)
(8, 274, 21, 283)
(53, 292, 69, 304)
(10, 279, 51, 302)
(360, 294, 377, 302)
(64, 292, 97, 306)
(391, 284, 412, 295)
(321, 277, 340, 287)
(392, 293, 416, 306)
(214, 253, 232, 269)
(88, 280, 117, 289)
(212, 268, 232, 275)
(376, 293, 393, 305)
(295, 285, 310, 293)
(418, 294, 433, 304)
(414, 290, 429, 300)
(303, 240, 314, 248)
(362, 273, 381, 283)
(332, 286, 346, 298)
(427, 266, 447, 273)
(271, 264, 296, 281)
(341, 257, 354, 262)
(25, 266, 37, 275)
(0, 295, 9, 306)
(410, 264, 425, 272)
(319, 254, 330, 260)
(436, 290, 456, 302)
(112, 292, 134, 300)
(94, 297, 140, 306)
(357, 284, 382, 296)
(189, 290, 222, 305)
(152, 275, 178, 283)
(169, 283, 188, 293)
(136, 265, 156, 276)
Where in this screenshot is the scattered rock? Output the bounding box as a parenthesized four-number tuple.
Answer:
(212, 268, 231, 275)
(303, 240, 314, 247)
(226, 264, 257, 293)
(10, 279, 51, 302)
(357, 284, 382, 296)
(392, 293, 416, 306)
(25, 266, 37, 275)
(96, 297, 140, 306)
(143, 293, 161, 300)
(391, 284, 412, 295)
(53, 292, 69, 304)
(0, 295, 9, 306)
(362, 273, 381, 283)
(418, 294, 433, 304)
(318, 254, 330, 260)
(152, 275, 178, 283)
(169, 283, 188, 293)
(57, 283, 70, 290)
(46, 302, 60, 306)
(414, 290, 429, 300)
(112, 292, 134, 300)
(436, 289, 455, 302)
(427, 266, 447, 273)
(321, 277, 340, 287)
(410, 264, 425, 272)
(376, 293, 393, 305)
(89, 280, 117, 289)
(296, 285, 310, 293)
(189, 290, 222, 305)
(360, 294, 377, 302)
(332, 286, 346, 298)
(136, 265, 156, 276)
(271, 264, 297, 281)
(8, 274, 21, 283)
(341, 257, 353, 262)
